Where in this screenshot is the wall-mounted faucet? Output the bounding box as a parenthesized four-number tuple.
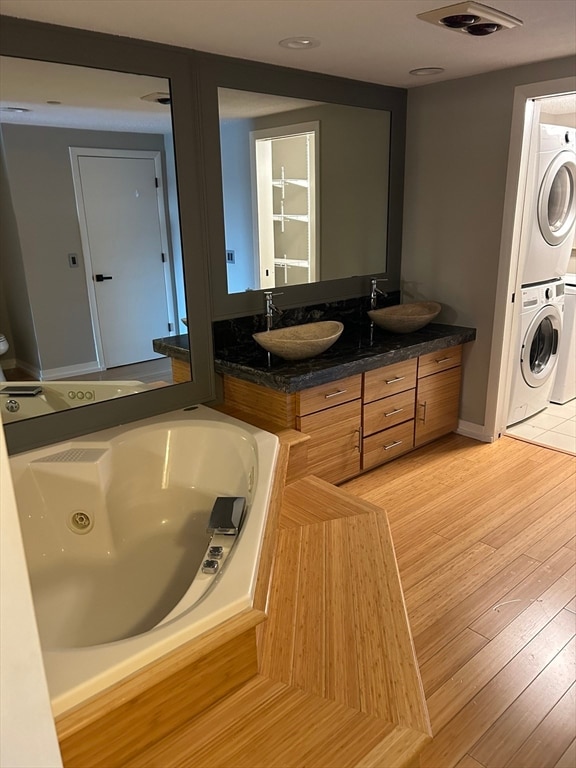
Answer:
(370, 278, 388, 310)
(264, 290, 283, 331)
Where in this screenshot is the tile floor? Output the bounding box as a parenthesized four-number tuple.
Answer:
(506, 398, 576, 454)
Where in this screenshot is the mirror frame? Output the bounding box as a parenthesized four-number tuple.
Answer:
(195, 52, 407, 319)
(1, 15, 215, 453)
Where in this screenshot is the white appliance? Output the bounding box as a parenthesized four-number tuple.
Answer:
(508, 278, 565, 426)
(521, 124, 576, 286)
(550, 272, 576, 404)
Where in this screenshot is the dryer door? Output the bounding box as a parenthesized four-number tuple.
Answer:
(538, 150, 576, 246)
(521, 304, 562, 388)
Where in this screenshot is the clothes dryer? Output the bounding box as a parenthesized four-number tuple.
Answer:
(507, 278, 565, 426)
(521, 124, 576, 286)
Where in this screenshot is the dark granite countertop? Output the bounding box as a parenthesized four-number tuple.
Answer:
(153, 333, 190, 362)
(154, 297, 476, 394)
(214, 322, 476, 393)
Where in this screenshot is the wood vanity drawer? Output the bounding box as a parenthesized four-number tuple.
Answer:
(363, 359, 417, 403)
(418, 345, 462, 378)
(296, 374, 362, 416)
(363, 388, 415, 437)
(362, 420, 415, 470)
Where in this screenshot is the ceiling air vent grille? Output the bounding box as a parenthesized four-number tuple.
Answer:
(417, 2, 523, 36)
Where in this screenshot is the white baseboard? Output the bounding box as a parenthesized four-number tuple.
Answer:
(40, 362, 102, 381)
(457, 419, 498, 443)
(11, 359, 41, 379)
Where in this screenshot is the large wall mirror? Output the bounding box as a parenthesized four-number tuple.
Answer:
(0, 17, 214, 453)
(198, 55, 407, 319)
(219, 88, 390, 294)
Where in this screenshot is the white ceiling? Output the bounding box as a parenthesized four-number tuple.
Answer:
(0, 0, 574, 89)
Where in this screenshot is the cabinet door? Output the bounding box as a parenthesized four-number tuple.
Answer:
(415, 366, 462, 447)
(298, 400, 361, 483)
(363, 389, 416, 436)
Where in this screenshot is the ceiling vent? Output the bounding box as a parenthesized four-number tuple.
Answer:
(140, 92, 171, 106)
(417, 2, 523, 36)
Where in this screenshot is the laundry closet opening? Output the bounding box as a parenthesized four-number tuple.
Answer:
(503, 89, 576, 454)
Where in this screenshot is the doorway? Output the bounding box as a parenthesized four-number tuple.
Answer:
(488, 81, 576, 454)
(70, 148, 177, 370)
(251, 122, 319, 290)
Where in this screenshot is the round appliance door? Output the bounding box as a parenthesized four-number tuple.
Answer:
(538, 150, 576, 246)
(521, 304, 562, 388)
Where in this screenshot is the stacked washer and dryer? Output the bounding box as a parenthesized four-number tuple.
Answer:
(507, 123, 576, 426)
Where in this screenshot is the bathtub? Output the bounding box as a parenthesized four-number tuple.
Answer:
(9, 405, 279, 716)
(0, 380, 150, 423)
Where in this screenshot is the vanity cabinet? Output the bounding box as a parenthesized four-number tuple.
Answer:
(221, 344, 464, 484)
(415, 346, 462, 448)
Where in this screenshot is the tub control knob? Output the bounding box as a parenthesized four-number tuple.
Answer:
(208, 546, 224, 559)
(5, 399, 20, 413)
(202, 559, 219, 574)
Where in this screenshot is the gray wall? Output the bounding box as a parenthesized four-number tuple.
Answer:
(1, 124, 166, 373)
(220, 118, 256, 293)
(402, 56, 575, 428)
(0, 135, 38, 372)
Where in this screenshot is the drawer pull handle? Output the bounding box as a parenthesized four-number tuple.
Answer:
(384, 407, 404, 417)
(435, 357, 451, 364)
(385, 376, 405, 385)
(384, 440, 403, 451)
(325, 389, 347, 399)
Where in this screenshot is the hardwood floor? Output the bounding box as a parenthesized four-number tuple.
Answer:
(343, 433, 576, 768)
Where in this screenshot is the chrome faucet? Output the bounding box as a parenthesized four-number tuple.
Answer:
(264, 290, 283, 331)
(370, 278, 388, 310)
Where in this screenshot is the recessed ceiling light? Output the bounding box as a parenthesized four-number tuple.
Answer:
(409, 67, 446, 76)
(279, 37, 320, 50)
(0, 106, 31, 113)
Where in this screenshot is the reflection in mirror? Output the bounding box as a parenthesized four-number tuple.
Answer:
(0, 57, 191, 424)
(218, 88, 391, 295)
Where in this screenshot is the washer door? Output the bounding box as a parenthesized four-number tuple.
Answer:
(521, 305, 562, 388)
(538, 150, 576, 246)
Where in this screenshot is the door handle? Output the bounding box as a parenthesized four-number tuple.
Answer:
(95, 274, 113, 282)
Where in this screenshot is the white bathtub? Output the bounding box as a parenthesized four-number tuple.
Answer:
(0, 380, 150, 423)
(9, 405, 279, 716)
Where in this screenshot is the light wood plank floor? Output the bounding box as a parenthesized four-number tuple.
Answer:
(343, 433, 576, 768)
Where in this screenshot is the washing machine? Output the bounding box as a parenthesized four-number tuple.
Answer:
(550, 272, 575, 404)
(507, 278, 565, 426)
(521, 124, 576, 286)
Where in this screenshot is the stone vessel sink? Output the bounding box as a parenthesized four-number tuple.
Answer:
(253, 321, 344, 360)
(368, 302, 441, 333)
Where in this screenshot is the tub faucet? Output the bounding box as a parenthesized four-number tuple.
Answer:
(370, 278, 388, 310)
(264, 290, 283, 331)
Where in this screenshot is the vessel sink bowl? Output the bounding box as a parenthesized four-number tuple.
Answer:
(253, 321, 344, 360)
(368, 302, 441, 333)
